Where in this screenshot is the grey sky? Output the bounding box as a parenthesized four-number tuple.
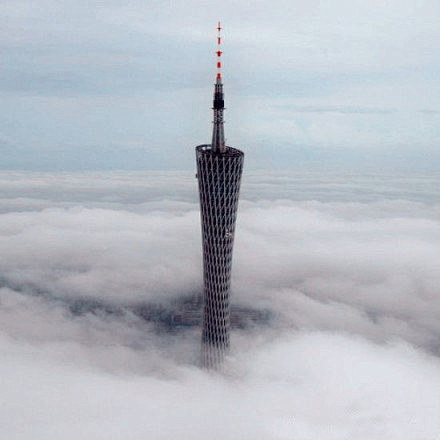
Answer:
(1, 0, 440, 170)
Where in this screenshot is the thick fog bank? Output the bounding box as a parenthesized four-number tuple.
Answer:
(1, 171, 439, 439)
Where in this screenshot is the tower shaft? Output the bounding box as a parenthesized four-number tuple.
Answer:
(196, 145, 243, 369)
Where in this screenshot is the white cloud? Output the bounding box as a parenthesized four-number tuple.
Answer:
(1, 171, 440, 438)
(1, 329, 439, 440)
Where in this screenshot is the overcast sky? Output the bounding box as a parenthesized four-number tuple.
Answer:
(1, 0, 440, 170)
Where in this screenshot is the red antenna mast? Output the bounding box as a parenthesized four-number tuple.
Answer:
(216, 21, 222, 80)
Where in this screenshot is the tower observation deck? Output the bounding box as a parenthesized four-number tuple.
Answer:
(195, 22, 244, 370)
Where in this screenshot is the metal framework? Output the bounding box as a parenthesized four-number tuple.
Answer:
(195, 22, 244, 370)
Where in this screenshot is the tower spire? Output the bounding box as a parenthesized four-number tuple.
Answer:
(211, 21, 226, 153)
(216, 21, 222, 81)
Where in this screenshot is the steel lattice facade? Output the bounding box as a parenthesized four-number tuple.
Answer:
(196, 144, 244, 369)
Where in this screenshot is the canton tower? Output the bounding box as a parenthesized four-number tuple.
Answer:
(196, 22, 244, 370)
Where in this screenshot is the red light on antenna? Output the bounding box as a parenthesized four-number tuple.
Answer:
(215, 22, 223, 82)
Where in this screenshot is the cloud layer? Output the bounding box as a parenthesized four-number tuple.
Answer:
(1, 170, 439, 439)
